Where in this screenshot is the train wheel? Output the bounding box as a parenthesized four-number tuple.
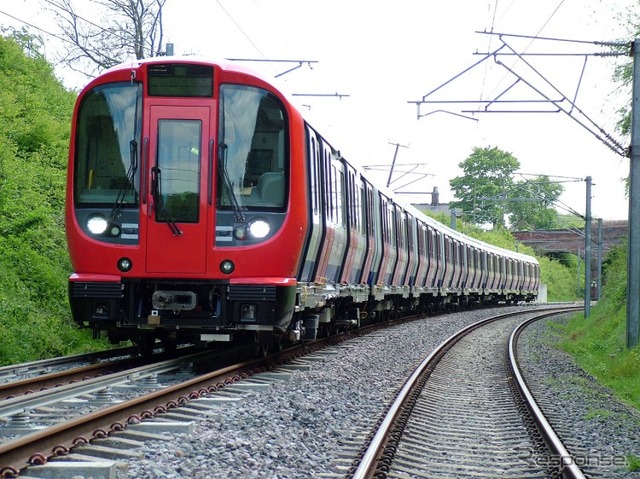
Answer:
(161, 337, 178, 354)
(137, 332, 156, 357)
(273, 335, 284, 353)
(254, 331, 271, 358)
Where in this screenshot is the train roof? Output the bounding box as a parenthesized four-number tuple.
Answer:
(104, 55, 253, 72)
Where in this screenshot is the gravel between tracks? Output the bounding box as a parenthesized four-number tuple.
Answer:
(123, 306, 640, 478)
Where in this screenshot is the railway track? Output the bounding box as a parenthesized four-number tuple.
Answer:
(0, 305, 590, 478)
(0, 347, 138, 387)
(0, 347, 191, 400)
(0, 324, 364, 477)
(0, 343, 265, 477)
(348, 306, 585, 479)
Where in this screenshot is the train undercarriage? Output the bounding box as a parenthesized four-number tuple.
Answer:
(70, 277, 536, 356)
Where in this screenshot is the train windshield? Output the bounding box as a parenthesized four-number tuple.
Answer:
(74, 82, 142, 207)
(217, 84, 288, 211)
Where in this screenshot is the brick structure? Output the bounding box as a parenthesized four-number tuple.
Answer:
(513, 220, 627, 257)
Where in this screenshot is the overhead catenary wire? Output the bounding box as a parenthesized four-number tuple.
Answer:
(0, 8, 69, 45)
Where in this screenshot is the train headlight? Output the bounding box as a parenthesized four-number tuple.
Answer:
(87, 214, 108, 235)
(247, 218, 271, 239)
(220, 259, 235, 274)
(233, 224, 247, 240)
(117, 257, 133, 272)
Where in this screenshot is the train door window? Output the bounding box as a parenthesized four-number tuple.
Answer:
(380, 197, 389, 243)
(323, 147, 333, 221)
(218, 84, 288, 210)
(397, 209, 405, 249)
(155, 119, 201, 222)
(363, 186, 368, 234)
(469, 247, 476, 281)
(74, 82, 142, 206)
(365, 185, 372, 236)
(356, 181, 364, 234)
(508, 259, 513, 286)
(335, 165, 344, 226)
(453, 240, 459, 271)
(309, 135, 319, 215)
(347, 170, 354, 228)
(388, 204, 396, 246)
(489, 253, 494, 285)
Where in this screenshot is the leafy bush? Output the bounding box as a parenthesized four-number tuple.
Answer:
(0, 34, 110, 365)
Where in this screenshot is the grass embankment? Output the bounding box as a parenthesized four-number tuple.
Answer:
(555, 243, 640, 411)
(553, 243, 640, 471)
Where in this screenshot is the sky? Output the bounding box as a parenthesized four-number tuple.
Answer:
(1, 0, 637, 222)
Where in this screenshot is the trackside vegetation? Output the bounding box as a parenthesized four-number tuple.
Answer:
(555, 243, 640, 472)
(0, 32, 638, 434)
(0, 33, 111, 364)
(557, 242, 640, 412)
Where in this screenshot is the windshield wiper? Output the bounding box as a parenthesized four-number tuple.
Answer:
(150, 165, 182, 236)
(110, 139, 138, 220)
(219, 142, 245, 223)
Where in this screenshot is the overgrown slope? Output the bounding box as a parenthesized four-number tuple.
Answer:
(0, 34, 109, 364)
(557, 242, 640, 410)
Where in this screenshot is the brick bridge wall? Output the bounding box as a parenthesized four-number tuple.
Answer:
(512, 220, 627, 258)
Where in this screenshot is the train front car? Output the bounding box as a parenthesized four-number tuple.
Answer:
(65, 59, 307, 354)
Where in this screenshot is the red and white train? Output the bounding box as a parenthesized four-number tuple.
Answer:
(65, 58, 539, 355)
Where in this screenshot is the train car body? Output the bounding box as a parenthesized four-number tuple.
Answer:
(65, 57, 539, 354)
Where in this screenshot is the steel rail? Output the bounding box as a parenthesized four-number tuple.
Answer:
(350, 306, 581, 479)
(0, 354, 269, 477)
(0, 345, 201, 400)
(0, 318, 379, 476)
(509, 314, 587, 479)
(0, 350, 217, 420)
(0, 347, 137, 379)
(0, 354, 159, 400)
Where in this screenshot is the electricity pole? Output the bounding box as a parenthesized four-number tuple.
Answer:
(585, 176, 592, 319)
(627, 39, 640, 348)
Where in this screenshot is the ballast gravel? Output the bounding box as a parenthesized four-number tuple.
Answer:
(123, 306, 640, 478)
(518, 315, 640, 479)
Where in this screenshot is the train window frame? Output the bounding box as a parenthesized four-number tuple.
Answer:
(308, 134, 320, 216)
(154, 118, 202, 223)
(323, 146, 333, 223)
(74, 82, 143, 208)
(335, 164, 345, 226)
(217, 84, 289, 212)
(147, 63, 214, 98)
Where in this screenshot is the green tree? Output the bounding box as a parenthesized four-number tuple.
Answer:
(450, 146, 564, 230)
(449, 146, 519, 228)
(507, 176, 563, 230)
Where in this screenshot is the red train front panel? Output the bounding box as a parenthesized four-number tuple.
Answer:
(65, 60, 308, 346)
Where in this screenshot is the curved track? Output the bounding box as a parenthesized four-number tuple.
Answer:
(349, 306, 584, 479)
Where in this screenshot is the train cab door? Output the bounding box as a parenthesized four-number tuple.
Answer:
(145, 105, 212, 274)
